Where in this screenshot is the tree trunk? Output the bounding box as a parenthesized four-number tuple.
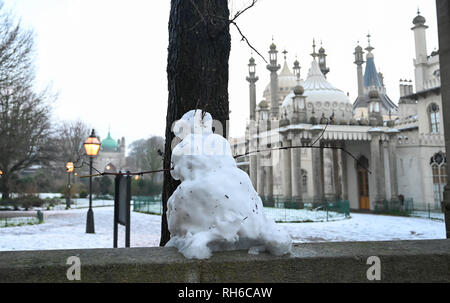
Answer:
(160, 0, 231, 246)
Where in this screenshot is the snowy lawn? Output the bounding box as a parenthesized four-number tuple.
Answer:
(0, 207, 445, 251)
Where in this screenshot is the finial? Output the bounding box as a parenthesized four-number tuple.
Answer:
(311, 38, 318, 59)
(282, 49, 288, 61)
(417, 7, 420, 15)
(365, 32, 374, 53)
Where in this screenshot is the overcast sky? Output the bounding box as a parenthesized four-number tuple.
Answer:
(2, 0, 439, 147)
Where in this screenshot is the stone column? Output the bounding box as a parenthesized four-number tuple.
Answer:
(256, 152, 265, 196)
(369, 131, 385, 207)
(248, 122, 258, 189)
(266, 163, 274, 199)
(312, 145, 325, 203)
(291, 136, 303, 201)
(379, 140, 386, 199)
(332, 145, 342, 200)
(387, 132, 399, 200)
(341, 142, 349, 200)
(436, 0, 450, 238)
(282, 139, 292, 199)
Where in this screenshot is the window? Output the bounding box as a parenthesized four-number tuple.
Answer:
(428, 103, 441, 134)
(431, 152, 447, 209)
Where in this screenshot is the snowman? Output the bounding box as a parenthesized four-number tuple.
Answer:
(166, 110, 292, 259)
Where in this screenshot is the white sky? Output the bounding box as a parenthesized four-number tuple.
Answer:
(2, 0, 439, 146)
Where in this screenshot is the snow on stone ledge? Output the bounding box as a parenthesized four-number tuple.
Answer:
(166, 110, 292, 259)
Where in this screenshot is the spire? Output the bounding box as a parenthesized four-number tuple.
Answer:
(282, 49, 288, 61)
(311, 38, 318, 59)
(365, 33, 374, 54)
(363, 35, 382, 88)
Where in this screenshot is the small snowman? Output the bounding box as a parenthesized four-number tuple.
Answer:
(166, 110, 292, 259)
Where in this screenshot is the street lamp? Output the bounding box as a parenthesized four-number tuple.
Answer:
(65, 162, 74, 209)
(84, 129, 101, 234)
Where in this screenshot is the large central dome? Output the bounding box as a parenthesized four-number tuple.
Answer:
(101, 132, 119, 152)
(282, 60, 353, 121)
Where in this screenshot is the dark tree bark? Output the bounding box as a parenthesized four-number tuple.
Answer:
(160, 0, 231, 246)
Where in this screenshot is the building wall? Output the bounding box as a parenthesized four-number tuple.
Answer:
(417, 94, 444, 135)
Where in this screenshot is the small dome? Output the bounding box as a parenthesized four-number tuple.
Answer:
(413, 14, 426, 25)
(258, 100, 269, 109)
(355, 45, 363, 52)
(101, 132, 119, 152)
(270, 42, 277, 50)
(319, 47, 325, 54)
(249, 57, 255, 64)
(294, 84, 304, 95)
(369, 90, 379, 99)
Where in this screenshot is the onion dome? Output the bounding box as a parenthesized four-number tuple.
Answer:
(320, 113, 328, 124)
(294, 84, 304, 95)
(101, 132, 119, 152)
(413, 12, 426, 25)
(270, 42, 277, 50)
(258, 100, 269, 109)
(355, 45, 363, 52)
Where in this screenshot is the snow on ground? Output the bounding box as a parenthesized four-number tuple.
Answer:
(0, 207, 445, 252)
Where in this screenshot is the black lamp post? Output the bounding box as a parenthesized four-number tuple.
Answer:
(84, 129, 101, 234)
(65, 161, 74, 209)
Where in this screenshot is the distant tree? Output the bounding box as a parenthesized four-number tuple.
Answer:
(127, 136, 164, 183)
(54, 120, 91, 165)
(98, 175, 112, 196)
(0, 3, 55, 200)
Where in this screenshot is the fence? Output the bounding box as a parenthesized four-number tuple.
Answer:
(133, 196, 162, 215)
(261, 197, 350, 223)
(374, 198, 445, 221)
(0, 210, 44, 228)
(133, 196, 350, 223)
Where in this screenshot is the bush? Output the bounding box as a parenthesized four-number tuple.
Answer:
(14, 195, 45, 210)
(79, 190, 88, 199)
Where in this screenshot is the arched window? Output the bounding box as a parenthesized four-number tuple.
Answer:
(428, 103, 441, 134)
(431, 152, 447, 209)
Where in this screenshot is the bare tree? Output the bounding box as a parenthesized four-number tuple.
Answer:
(127, 136, 164, 183)
(0, 3, 55, 199)
(55, 120, 91, 165)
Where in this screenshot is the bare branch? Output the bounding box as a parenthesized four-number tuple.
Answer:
(231, 20, 267, 63)
(230, 0, 257, 23)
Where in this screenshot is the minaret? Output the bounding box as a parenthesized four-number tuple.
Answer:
(412, 9, 429, 92)
(293, 56, 301, 79)
(246, 56, 259, 121)
(354, 42, 365, 97)
(318, 42, 330, 77)
(267, 41, 281, 120)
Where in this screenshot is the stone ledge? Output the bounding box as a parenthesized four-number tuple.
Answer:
(1, 239, 449, 283)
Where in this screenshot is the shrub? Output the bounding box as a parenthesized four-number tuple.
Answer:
(79, 190, 88, 198)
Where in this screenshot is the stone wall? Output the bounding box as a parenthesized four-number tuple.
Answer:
(1, 240, 449, 283)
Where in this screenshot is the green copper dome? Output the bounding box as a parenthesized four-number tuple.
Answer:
(101, 132, 118, 152)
